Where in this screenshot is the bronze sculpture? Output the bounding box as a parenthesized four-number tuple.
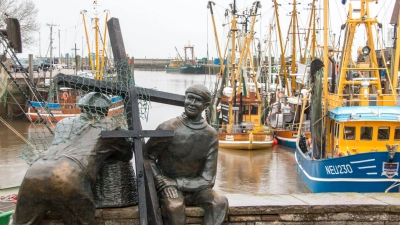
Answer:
(145, 84, 228, 225)
(13, 92, 133, 225)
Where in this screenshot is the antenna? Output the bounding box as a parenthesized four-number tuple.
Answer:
(46, 23, 59, 102)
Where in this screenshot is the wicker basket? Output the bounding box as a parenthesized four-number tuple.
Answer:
(94, 159, 138, 208)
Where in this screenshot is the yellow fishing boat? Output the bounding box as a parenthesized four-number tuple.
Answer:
(207, 1, 273, 150)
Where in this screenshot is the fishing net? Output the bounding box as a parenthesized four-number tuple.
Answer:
(311, 69, 325, 159)
(19, 61, 151, 163)
(1, 15, 153, 209)
(1, 50, 148, 207)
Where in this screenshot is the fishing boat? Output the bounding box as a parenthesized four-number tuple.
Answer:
(295, 0, 400, 193)
(269, 93, 311, 148)
(26, 92, 124, 122)
(165, 57, 184, 73)
(25, 4, 123, 122)
(207, 1, 273, 150)
(165, 45, 206, 74)
(265, 0, 319, 147)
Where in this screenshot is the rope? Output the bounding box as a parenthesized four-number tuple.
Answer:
(0, 36, 57, 133)
(0, 117, 36, 149)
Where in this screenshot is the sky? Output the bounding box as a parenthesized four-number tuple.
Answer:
(19, 0, 396, 60)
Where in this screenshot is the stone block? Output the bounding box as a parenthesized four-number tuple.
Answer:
(255, 222, 315, 225)
(260, 214, 281, 221)
(40, 221, 64, 225)
(104, 219, 140, 225)
(385, 222, 400, 225)
(388, 214, 399, 221)
(102, 206, 139, 219)
(229, 206, 310, 215)
(389, 205, 400, 213)
(186, 216, 203, 224)
(185, 206, 204, 217)
(346, 222, 384, 225)
(328, 212, 355, 220)
(95, 209, 103, 218)
(95, 219, 105, 225)
(230, 215, 262, 222)
(352, 212, 390, 221)
(314, 222, 346, 225)
(310, 204, 387, 213)
(279, 213, 329, 221)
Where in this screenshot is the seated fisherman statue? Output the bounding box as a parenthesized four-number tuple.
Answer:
(13, 92, 133, 225)
(145, 84, 228, 225)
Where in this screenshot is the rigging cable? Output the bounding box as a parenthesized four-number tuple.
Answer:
(0, 117, 35, 149)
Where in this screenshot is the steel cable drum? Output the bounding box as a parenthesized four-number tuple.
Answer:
(94, 158, 138, 208)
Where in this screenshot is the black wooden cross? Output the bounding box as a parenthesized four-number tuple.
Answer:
(102, 89, 174, 225)
(54, 73, 183, 225)
(53, 17, 185, 225)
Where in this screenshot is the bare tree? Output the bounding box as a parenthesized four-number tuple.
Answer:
(0, 0, 40, 51)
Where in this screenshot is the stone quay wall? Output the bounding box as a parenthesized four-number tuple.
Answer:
(40, 193, 400, 225)
(41, 204, 400, 225)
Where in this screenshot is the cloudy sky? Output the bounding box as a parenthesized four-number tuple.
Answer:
(21, 0, 396, 60)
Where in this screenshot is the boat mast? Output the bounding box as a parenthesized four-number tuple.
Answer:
(301, 0, 317, 64)
(81, 2, 108, 80)
(290, 0, 299, 96)
(268, 18, 273, 90)
(393, 4, 400, 90)
(273, 0, 290, 97)
(99, 11, 109, 79)
(230, 0, 238, 95)
(207, 1, 225, 77)
(323, 0, 328, 100)
(81, 12, 94, 72)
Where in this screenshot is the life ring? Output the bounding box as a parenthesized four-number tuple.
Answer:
(277, 91, 281, 99)
(277, 90, 284, 99)
(62, 92, 69, 100)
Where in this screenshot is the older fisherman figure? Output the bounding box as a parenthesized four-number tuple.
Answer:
(13, 92, 133, 225)
(145, 84, 228, 225)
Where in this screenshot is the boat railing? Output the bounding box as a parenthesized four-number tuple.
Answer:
(326, 93, 399, 109)
(284, 122, 310, 132)
(218, 123, 270, 134)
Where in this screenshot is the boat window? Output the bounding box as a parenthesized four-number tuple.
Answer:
(394, 127, 400, 140)
(243, 105, 249, 115)
(251, 105, 258, 115)
(344, 126, 355, 140)
(335, 123, 340, 138)
(377, 127, 390, 141)
(360, 127, 373, 140)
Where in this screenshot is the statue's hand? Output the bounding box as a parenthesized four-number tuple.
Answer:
(155, 175, 177, 191)
(163, 186, 179, 199)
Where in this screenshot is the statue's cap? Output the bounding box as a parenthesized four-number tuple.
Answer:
(78, 92, 111, 108)
(185, 84, 211, 102)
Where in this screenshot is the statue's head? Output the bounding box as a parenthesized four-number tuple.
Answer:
(78, 92, 111, 116)
(184, 84, 211, 120)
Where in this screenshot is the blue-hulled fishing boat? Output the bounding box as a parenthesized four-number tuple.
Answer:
(295, 0, 400, 193)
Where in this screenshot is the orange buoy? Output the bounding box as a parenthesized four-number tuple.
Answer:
(273, 138, 278, 145)
(62, 92, 69, 101)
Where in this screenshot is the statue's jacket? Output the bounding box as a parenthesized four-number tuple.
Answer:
(146, 114, 219, 193)
(19, 116, 132, 206)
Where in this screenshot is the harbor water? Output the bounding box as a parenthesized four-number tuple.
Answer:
(0, 70, 309, 196)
